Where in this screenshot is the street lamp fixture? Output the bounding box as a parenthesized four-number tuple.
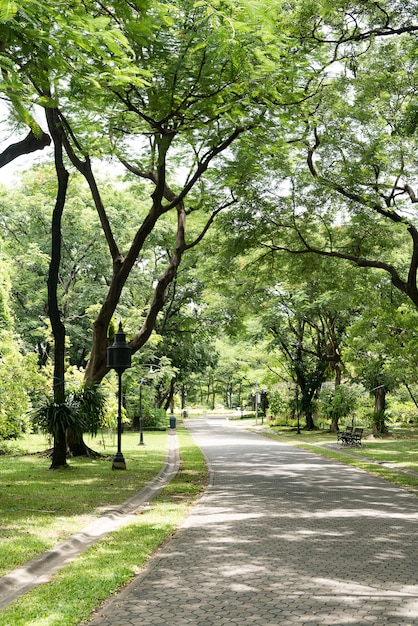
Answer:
(107, 322, 132, 470)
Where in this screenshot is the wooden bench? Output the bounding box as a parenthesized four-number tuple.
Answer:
(337, 427, 363, 446)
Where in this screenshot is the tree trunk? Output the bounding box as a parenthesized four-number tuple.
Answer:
(66, 431, 99, 456)
(45, 107, 69, 470)
(298, 380, 318, 431)
(329, 369, 342, 432)
(404, 382, 418, 410)
(373, 386, 387, 434)
(334, 364, 342, 388)
(374, 386, 385, 413)
(163, 379, 176, 412)
(305, 410, 316, 430)
(330, 417, 339, 432)
(68, 204, 187, 454)
(50, 423, 67, 470)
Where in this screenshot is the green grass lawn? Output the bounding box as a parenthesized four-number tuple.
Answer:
(2, 419, 418, 625)
(0, 427, 208, 625)
(263, 423, 418, 492)
(0, 431, 169, 577)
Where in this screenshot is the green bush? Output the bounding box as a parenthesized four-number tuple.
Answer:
(32, 395, 86, 438)
(71, 383, 108, 436)
(318, 385, 359, 427)
(143, 408, 167, 430)
(0, 352, 46, 440)
(384, 398, 418, 425)
(268, 390, 284, 418)
(0, 440, 26, 455)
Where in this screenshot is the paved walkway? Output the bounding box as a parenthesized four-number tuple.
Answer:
(88, 417, 418, 625)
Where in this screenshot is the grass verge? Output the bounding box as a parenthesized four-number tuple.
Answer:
(0, 431, 169, 577)
(263, 425, 418, 494)
(0, 427, 208, 625)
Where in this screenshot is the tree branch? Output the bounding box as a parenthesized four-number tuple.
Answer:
(0, 130, 51, 168)
(56, 110, 122, 264)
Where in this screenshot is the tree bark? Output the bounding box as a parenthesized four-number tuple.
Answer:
(65, 431, 100, 456)
(53, 113, 242, 451)
(305, 410, 316, 430)
(0, 130, 51, 168)
(329, 367, 343, 432)
(373, 386, 388, 434)
(45, 108, 69, 469)
(162, 379, 176, 412)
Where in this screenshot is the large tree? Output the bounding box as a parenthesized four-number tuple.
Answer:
(253, 8, 418, 313)
(0, 0, 328, 463)
(5, 0, 416, 455)
(0, 1, 270, 380)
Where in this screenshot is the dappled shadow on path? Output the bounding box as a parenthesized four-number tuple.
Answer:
(90, 418, 418, 626)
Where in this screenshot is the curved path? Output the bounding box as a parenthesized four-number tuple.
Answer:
(89, 416, 418, 626)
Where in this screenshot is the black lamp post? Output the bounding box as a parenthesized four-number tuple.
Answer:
(295, 384, 301, 435)
(138, 377, 146, 445)
(107, 322, 132, 470)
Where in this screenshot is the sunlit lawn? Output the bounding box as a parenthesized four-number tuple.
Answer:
(277, 426, 418, 468)
(0, 430, 168, 577)
(262, 423, 418, 491)
(0, 428, 208, 625)
(339, 429, 418, 469)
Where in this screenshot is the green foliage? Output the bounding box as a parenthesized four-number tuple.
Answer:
(2, 0, 418, 439)
(372, 409, 387, 434)
(31, 373, 114, 439)
(268, 390, 284, 418)
(0, 253, 50, 439)
(32, 395, 85, 438)
(143, 408, 167, 431)
(71, 383, 108, 437)
(0, 439, 25, 455)
(0, 351, 46, 439)
(318, 385, 359, 424)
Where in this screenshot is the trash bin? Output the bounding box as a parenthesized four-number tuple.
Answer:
(169, 415, 176, 429)
(182, 410, 188, 418)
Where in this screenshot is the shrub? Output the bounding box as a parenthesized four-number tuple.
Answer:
(318, 385, 359, 428)
(143, 408, 167, 431)
(268, 391, 284, 419)
(32, 395, 86, 438)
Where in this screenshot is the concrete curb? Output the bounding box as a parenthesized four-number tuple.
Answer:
(0, 430, 180, 610)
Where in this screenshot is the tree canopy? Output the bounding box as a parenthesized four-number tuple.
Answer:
(1, 1, 418, 459)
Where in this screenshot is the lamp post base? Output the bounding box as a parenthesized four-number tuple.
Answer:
(112, 452, 126, 470)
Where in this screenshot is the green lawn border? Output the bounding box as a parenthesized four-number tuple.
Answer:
(0, 427, 208, 626)
(259, 429, 418, 495)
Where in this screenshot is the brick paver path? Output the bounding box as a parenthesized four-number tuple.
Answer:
(88, 417, 418, 625)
